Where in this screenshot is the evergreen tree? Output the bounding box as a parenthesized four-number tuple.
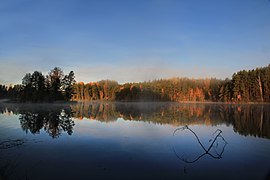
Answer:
(48, 67, 64, 100)
(62, 71, 76, 100)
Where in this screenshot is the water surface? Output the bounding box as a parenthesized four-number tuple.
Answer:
(0, 102, 270, 180)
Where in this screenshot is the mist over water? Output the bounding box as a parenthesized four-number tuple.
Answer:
(0, 102, 270, 180)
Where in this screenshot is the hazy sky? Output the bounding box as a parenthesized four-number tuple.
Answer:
(0, 0, 270, 85)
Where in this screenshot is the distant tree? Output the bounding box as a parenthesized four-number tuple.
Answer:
(72, 82, 84, 101)
(225, 64, 270, 102)
(48, 67, 64, 100)
(62, 71, 76, 100)
(20, 71, 46, 102)
(31, 71, 45, 102)
(17, 67, 76, 102)
(21, 73, 33, 101)
(262, 65, 270, 101)
(22, 73, 32, 87)
(91, 83, 99, 100)
(0, 85, 8, 98)
(6, 85, 23, 100)
(31, 71, 45, 91)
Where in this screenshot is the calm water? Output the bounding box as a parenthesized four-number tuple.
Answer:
(0, 102, 270, 180)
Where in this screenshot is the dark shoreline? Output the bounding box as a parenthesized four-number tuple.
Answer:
(1, 98, 270, 105)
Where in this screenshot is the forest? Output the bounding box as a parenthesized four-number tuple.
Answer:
(0, 64, 269, 102)
(72, 64, 270, 102)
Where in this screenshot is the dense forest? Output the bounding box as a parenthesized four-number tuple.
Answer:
(72, 64, 270, 102)
(0, 65, 269, 102)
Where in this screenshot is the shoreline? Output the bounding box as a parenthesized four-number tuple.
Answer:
(1, 98, 270, 105)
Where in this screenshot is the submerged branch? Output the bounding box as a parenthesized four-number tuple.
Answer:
(173, 125, 228, 164)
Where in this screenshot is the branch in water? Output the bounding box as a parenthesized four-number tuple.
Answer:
(173, 125, 228, 163)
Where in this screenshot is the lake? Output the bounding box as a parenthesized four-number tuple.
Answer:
(0, 102, 270, 180)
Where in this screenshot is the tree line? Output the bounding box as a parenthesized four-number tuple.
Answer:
(219, 65, 270, 102)
(72, 65, 270, 102)
(0, 64, 269, 102)
(0, 67, 75, 102)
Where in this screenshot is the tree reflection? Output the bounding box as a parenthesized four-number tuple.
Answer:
(14, 105, 75, 138)
(173, 125, 228, 164)
(71, 102, 119, 122)
(1, 102, 270, 139)
(69, 102, 270, 139)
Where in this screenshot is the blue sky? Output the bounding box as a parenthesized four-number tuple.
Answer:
(0, 0, 270, 85)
